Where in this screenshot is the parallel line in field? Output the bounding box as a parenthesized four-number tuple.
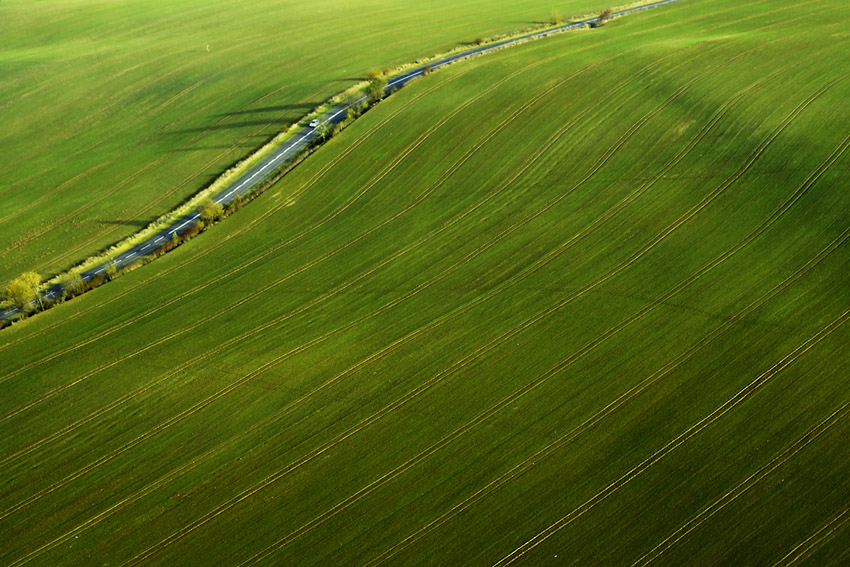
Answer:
(493, 307, 850, 566)
(236, 68, 850, 565)
(235, 38, 669, 240)
(0, 2, 589, 263)
(251, 338, 850, 566)
(0, 0, 820, 528)
(633, 402, 850, 566)
(0, 68, 468, 385)
(118, 47, 805, 565)
(0, 28, 648, 427)
(0, 77, 477, 426)
(6, 11, 784, 532)
(1, 2, 836, 564)
(1, 8, 816, 524)
(0, 17, 820, 564)
(2, 46, 656, 564)
(104, 56, 716, 567)
(1, 43, 637, 528)
(365, 217, 850, 566)
(773, 508, 850, 567)
(0, 0, 764, 354)
(0, 57, 542, 463)
(4, 44, 620, 526)
(0, 69, 463, 361)
(4, 7, 479, 268)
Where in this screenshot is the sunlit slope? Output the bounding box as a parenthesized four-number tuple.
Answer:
(0, 0, 614, 283)
(2, 0, 850, 565)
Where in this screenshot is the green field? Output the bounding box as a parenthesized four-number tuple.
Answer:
(3, 0, 850, 565)
(0, 0, 614, 284)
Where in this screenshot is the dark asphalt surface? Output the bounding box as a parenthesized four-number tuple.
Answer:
(1, 0, 681, 321)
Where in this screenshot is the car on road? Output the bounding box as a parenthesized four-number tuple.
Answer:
(309, 119, 320, 128)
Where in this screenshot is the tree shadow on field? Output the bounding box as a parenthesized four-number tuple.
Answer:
(217, 103, 319, 116)
(171, 144, 257, 152)
(98, 218, 158, 228)
(172, 120, 284, 134)
(510, 20, 547, 26)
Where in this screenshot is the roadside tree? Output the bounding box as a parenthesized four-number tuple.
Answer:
(105, 261, 119, 281)
(366, 74, 388, 104)
(5, 271, 43, 311)
(550, 8, 562, 25)
(199, 197, 224, 223)
(59, 272, 83, 299)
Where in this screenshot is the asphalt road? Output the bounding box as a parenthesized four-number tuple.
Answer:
(1, 0, 681, 321)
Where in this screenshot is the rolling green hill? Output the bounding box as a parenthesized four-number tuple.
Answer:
(0, 0, 613, 284)
(2, 0, 850, 565)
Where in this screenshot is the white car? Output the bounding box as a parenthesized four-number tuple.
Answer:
(309, 119, 320, 128)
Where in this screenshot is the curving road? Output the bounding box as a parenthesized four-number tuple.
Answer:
(1, 0, 681, 321)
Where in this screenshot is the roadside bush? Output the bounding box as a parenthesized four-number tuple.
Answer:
(550, 8, 562, 25)
(316, 121, 330, 142)
(105, 261, 119, 281)
(226, 194, 243, 214)
(85, 273, 107, 291)
(199, 197, 224, 223)
(474, 38, 484, 46)
(422, 64, 433, 75)
(599, 8, 613, 25)
(59, 272, 83, 299)
(182, 223, 202, 239)
(155, 241, 175, 257)
(366, 74, 388, 104)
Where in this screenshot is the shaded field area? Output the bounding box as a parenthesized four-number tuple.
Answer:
(0, 0, 613, 283)
(2, 0, 850, 564)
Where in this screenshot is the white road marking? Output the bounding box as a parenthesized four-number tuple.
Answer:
(220, 130, 315, 201)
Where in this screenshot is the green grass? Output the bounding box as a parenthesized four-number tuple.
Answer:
(0, 0, 615, 285)
(2, 0, 850, 565)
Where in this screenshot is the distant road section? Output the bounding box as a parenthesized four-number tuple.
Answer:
(1, 0, 681, 321)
